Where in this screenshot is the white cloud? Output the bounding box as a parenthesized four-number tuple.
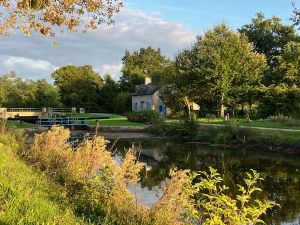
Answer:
(3, 56, 56, 71)
(95, 63, 122, 80)
(0, 8, 196, 80)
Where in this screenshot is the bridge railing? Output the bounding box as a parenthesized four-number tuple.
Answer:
(52, 108, 75, 113)
(37, 117, 88, 127)
(7, 108, 42, 112)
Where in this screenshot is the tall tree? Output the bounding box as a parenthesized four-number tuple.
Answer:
(0, 0, 123, 37)
(52, 65, 103, 109)
(240, 13, 298, 67)
(99, 74, 120, 112)
(240, 13, 299, 85)
(292, 3, 300, 29)
(170, 24, 267, 117)
(120, 47, 170, 92)
(278, 41, 300, 86)
(0, 72, 59, 107)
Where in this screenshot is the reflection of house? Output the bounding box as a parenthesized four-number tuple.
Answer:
(132, 78, 168, 117)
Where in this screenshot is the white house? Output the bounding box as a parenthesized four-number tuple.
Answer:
(131, 78, 168, 117)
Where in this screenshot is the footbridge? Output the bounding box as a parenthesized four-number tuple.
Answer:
(0, 107, 84, 119)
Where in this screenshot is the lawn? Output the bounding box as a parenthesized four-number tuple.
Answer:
(6, 120, 36, 128)
(89, 117, 145, 126)
(255, 129, 300, 143)
(197, 118, 300, 130)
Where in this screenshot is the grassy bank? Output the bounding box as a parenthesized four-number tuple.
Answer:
(147, 122, 300, 153)
(197, 117, 300, 130)
(6, 120, 36, 128)
(0, 130, 86, 224)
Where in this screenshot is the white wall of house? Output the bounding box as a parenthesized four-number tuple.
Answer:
(132, 95, 154, 111)
(152, 91, 165, 112)
(132, 91, 168, 117)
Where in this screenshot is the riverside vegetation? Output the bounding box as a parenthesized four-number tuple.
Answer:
(146, 117, 300, 154)
(0, 123, 278, 225)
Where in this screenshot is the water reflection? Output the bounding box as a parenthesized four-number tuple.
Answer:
(110, 138, 300, 225)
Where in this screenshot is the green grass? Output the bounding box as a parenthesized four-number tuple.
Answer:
(197, 118, 300, 130)
(0, 135, 87, 225)
(89, 117, 145, 126)
(255, 130, 300, 143)
(6, 120, 36, 129)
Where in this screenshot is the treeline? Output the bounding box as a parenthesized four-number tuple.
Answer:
(0, 72, 59, 108)
(1, 13, 300, 118)
(0, 67, 132, 113)
(120, 13, 300, 119)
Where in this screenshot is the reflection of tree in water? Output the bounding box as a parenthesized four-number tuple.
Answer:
(111, 139, 300, 225)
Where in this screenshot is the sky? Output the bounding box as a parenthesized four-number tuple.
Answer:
(0, 0, 299, 81)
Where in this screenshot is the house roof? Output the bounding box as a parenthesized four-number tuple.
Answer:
(132, 84, 159, 96)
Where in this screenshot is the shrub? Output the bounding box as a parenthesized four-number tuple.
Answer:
(195, 168, 278, 224)
(127, 110, 164, 125)
(25, 126, 149, 224)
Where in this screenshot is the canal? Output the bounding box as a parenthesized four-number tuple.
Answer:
(108, 137, 300, 225)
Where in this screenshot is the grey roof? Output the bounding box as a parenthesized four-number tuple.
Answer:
(132, 84, 159, 96)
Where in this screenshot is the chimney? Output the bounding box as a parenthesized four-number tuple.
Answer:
(145, 77, 152, 85)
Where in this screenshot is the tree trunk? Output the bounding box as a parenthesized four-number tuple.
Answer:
(183, 97, 192, 120)
(220, 96, 225, 118)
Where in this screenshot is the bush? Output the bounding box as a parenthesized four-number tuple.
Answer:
(127, 110, 164, 125)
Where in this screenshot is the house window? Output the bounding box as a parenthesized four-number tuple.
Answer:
(134, 102, 138, 111)
(146, 101, 151, 110)
(140, 101, 144, 110)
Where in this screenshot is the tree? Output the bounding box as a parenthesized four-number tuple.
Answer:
(0, 72, 59, 107)
(0, 0, 123, 37)
(99, 74, 120, 112)
(52, 65, 103, 109)
(240, 13, 298, 67)
(161, 57, 201, 119)
(292, 2, 300, 29)
(278, 41, 300, 86)
(29, 79, 60, 107)
(172, 24, 267, 118)
(120, 47, 170, 92)
(0, 72, 23, 107)
(113, 92, 131, 114)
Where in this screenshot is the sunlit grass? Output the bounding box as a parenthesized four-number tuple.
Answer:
(89, 117, 145, 126)
(6, 120, 36, 128)
(0, 137, 86, 224)
(197, 118, 300, 130)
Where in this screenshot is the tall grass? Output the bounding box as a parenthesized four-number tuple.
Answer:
(0, 122, 87, 224)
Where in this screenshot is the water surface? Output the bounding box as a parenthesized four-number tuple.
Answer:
(110, 138, 300, 225)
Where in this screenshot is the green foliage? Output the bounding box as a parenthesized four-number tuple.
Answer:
(195, 167, 278, 224)
(0, 72, 59, 107)
(120, 47, 170, 92)
(99, 74, 121, 112)
(240, 13, 298, 68)
(0, 127, 87, 225)
(164, 24, 267, 118)
(113, 92, 132, 114)
(292, 3, 300, 30)
(127, 110, 164, 124)
(278, 42, 300, 86)
(52, 65, 104, 109)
